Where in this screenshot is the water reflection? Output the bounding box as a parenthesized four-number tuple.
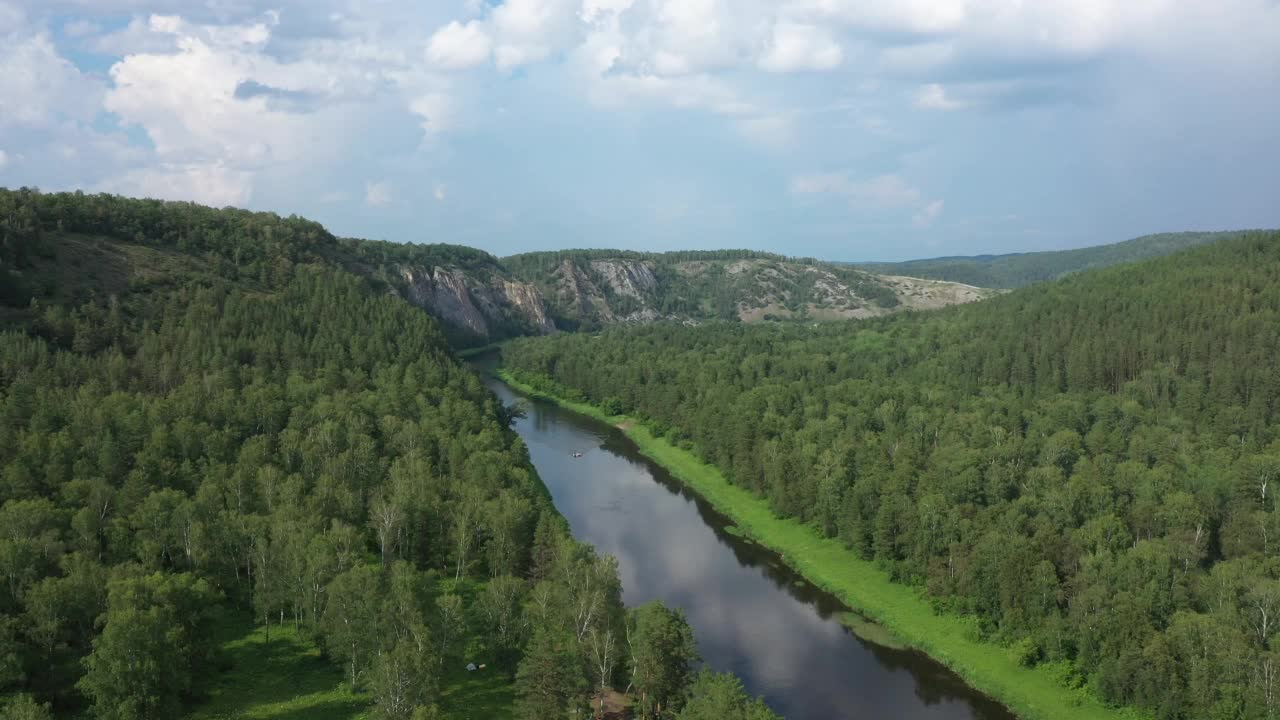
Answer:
(487, 377, 1015, 720)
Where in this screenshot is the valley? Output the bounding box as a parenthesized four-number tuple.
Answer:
(482, 361, 1017, 720)
(3, 187, 1278, 720)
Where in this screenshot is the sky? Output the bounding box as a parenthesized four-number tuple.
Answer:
(0, 1, 1277, 262)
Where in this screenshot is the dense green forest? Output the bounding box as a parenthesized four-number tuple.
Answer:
(0, 188, 775, 720)
(506, 231, 1280, 720)
(855, 230, 1255, 288)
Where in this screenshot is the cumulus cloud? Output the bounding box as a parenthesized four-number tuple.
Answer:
(107, 25, 286, 163)
(0, 32, 103, 127)
(490, 0, 581, 70)
(96, 12, 396, 206)
(784, 0, 966, 34)
(0, 0, 1275, 251)
(410, 93, 453, 134)
(759, 22, 843, 72)
(584, 68, 755, 119)
(426, 20, 492, 69)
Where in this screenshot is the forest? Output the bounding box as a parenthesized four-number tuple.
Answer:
(855, 230, 1250, 288)
(505, 231, 1280, 720)
(0, 188, 775, 720)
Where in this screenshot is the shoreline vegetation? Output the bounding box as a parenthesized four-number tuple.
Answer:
(495, 366, 1141, 720)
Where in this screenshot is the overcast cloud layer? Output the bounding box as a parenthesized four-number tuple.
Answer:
(0, 0, 1277, 260)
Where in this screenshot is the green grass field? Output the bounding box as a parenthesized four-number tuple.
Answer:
(189, 615, 513, 720)
(496, 369, 1147, 720)
(189, 616, 372, 720)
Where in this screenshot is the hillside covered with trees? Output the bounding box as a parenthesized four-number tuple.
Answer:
(854, 230, 1255, 288)
(503, 249, 992, 332)
(505, 231, 1280, 720)
(0, 188, 776, 720)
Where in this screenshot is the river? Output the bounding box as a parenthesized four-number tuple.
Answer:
(485, 372, 1017, 720)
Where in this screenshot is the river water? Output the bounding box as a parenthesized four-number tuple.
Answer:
(485, 373, 1016, 720)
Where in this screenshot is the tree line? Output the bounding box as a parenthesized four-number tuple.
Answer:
(505, 231, 1280, 720)
(854, 230, 1254, 289)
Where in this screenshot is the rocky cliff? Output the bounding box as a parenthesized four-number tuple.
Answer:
(398, 265, 555, 343)
(389, 250, 995, 343)
(504, 251, 997, 330)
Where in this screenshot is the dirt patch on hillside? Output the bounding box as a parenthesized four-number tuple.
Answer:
(879, 274, 996, 310)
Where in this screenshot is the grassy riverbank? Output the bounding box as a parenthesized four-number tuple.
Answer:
(496, 368, 1142, 720)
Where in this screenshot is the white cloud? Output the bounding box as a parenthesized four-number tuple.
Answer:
(97, 13, 384, 206)
(433, 183, 446, 201)
(0, 149, 8, 169)
(365, 180, 392, 206)
(0, 1, 24, 29)
(784, 0, 967, 34)
(0, 32, 103, 127)
(914, 83, 964, 111)
(585, 69, 754, 117)
(581, 0, 635, 24)
(105, 34, 288, 181)
(759, 22, 843, 72)
(913, 199, 944, 227)
(108, 162, 253, 206)
(426, 20, 492, 69)
(490, 0, 581, 70)
(410, 92, 453, 134)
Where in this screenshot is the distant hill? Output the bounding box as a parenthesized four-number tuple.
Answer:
(0, 190, 996, 350)
(853, 230, 1262, 288)
(503, 249, 996, 332)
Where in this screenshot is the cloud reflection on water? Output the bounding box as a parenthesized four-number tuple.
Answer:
(497, 380, 1012, 720)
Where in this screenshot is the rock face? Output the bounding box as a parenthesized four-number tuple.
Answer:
(499, 280, 555, 333)
(553, 260, 615, 323)
(399, 266, 555, 341)
(395, 252, 996, 342)
(526, 255, 994, 329)
(590, 260, 657, 299)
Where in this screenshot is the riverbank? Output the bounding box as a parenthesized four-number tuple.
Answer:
(495, 368, 1141, 720)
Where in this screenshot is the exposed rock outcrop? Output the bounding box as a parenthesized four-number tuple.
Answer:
(399, 266, 555, 341)
(554, 259, 615, 323)
(397, 251, 996, 342)
(498, 280, 555, 333)
(590, 259, 657, 299)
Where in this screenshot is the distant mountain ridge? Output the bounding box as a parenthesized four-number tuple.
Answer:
(0, 189, 993, 349)
(501, 249, 995, 332)
(853, 230, 1263, 288)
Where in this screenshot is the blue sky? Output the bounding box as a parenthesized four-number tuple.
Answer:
(0, 0, 1277, 262)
